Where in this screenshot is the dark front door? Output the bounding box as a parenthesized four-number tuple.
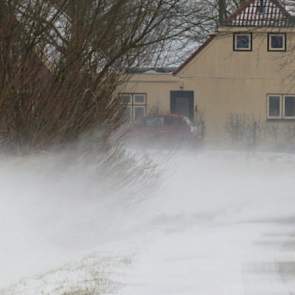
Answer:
(170, 91, 194, 120)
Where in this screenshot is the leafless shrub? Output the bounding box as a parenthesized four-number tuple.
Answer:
(195, 111, 206, 140)
(226, 112, 295, 149)
(226, 113, 261, 146)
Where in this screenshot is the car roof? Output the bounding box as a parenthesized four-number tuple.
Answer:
(145, 114, 186, 119)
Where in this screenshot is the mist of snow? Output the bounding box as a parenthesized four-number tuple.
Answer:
(1, 146, 295, 294)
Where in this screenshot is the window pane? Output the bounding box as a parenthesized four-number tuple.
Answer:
(270, 35, 284, 49)
(134, 106, 145, 122)
(236, 35, 250, 49)
(123, 106, 132, 122)
(134, 94, 146, 104)
(121, 94, 132, 105)
(268, 96, 280, 117)
(285, 96, 295, 117)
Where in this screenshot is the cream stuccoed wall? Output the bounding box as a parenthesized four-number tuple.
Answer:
(118, 72, 182, 115)
(177, 27, 295, 143)
(119, 27, 295, 143)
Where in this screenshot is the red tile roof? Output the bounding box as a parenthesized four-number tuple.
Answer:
(223, 0, 294, 27)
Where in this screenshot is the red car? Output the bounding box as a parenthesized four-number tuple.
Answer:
(123, 114, 199, 146)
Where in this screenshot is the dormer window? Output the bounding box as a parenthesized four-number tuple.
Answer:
(233, 33, 252, 51)
(268, 33, 286, 51)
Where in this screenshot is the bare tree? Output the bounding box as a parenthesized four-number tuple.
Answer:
(0, 0, 214, 152)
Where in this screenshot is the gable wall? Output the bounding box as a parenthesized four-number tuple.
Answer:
(177, 29, 295, 143)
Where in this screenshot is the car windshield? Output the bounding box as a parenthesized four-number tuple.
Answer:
(144, 117, 164, 127)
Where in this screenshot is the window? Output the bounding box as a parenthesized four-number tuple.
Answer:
(284, 96, 295, 118)
(134, 105, 146, 121)
(144, 117, 164, 127)
(121, 94, 132, 105)
(120, 93, 146, 122)
(268, 33, 286, 51)
(267, 95, 281, 119)
(267, 94, 295, 120)
(233, 33, 252, 51)
(134, 94, 146, 104)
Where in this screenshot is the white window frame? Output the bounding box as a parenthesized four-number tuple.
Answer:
(120, 94, 132, 105)
(120, 93, 147, 122)
(233, 33, 252, 51)
(268, 33, 286, 52)
(133, 94, 146, 105)
(267, 94, 282, 119)
(133, 105, 146, 122)
(267, 94, 295, 120)
(125, 105, 133, 122)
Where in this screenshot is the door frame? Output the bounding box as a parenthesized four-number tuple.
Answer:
(170, 90, 195, 120)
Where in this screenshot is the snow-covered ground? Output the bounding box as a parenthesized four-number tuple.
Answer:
(2, 147, 295, 294)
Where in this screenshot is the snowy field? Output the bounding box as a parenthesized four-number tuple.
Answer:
(1, 146, 295, 294)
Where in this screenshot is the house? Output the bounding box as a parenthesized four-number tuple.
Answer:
(118, 0, 295, 144)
